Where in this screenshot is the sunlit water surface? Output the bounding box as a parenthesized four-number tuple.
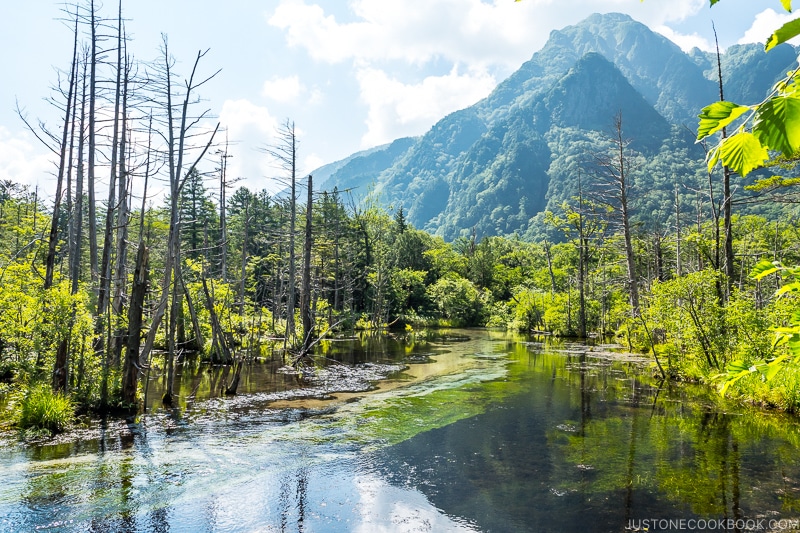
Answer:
(2, 330, 800, 532)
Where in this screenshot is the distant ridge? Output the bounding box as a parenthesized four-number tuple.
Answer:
(310, 13, 798, 240)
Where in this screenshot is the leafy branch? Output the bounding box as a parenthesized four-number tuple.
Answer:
(697, 0, 800, 177)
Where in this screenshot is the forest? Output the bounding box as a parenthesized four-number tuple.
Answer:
(4, 0, 800, 437)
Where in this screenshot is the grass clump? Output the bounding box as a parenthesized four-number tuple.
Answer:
(18, 385, 73, 435)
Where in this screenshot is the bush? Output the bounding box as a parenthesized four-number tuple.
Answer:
(18, 385, 74, 434)
(427, 273, 487, 326)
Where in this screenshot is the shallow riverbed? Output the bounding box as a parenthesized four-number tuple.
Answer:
(2, 330, 800, 532)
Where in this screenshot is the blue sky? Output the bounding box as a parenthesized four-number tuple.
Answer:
(0, 0, 793, 198)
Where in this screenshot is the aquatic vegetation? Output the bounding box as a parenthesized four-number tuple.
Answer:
(17, 385, 74, 435)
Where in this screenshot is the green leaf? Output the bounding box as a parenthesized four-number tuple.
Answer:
(719, 361, 756, 395)
(706, 144, 721, 173)
(788, 335, 800, 357)
(751, 258, 781, 279)
(725, 360, 750, 373)
(753, 95, 800, 156)
(765, 354, 790, 382)
(776, 283, 800, 296)
(697, 101, 750, 140)
(718, 131, 770, 176)
(767, 17, 800, 51)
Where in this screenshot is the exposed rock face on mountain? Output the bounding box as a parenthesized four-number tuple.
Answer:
(313, 13, 797, 240)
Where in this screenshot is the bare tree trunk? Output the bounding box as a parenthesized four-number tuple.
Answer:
(201, 276, 233, 366)
(287, 129, 297, 345)
(180, 271, 204, 352)
(71, 48, 88, 295)
(675, 183, 682, 278)
(97, 0, 124, 327)
(97, 3, 125, 408)
(615, 116, 639, 315)
(220, 135, 230, 282)
(262, 120, 299, 346)
(45, 5, 79, 292)
(240, 198, 248, 319)
(544, 239, 557, 297)
(595, 112, 640, 316)
(88, 0, 99, 289)
(576, 176, 587, 339)
(715, 26, 735, 295)
(111, 34, 131, 366)
(301, 174, 313, 353)
(142, 40, 220, 404)
(122, 241, 148, 406)
(50, 6, 80, 393)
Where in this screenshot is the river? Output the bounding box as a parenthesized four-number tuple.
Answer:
(2, 330, 800, 532)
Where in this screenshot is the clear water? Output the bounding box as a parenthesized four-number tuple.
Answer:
(2, 330, 800, 532)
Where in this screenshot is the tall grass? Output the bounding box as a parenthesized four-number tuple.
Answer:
(18, 385, 73, 434)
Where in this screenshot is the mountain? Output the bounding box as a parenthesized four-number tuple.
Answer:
(313, 13, 798, 241)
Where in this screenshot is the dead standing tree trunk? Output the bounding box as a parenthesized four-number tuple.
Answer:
(714, 24, 735, 297)
(122, 241, 148, 405)
(260, 120, 299, 351)
(593, 112, 640, 317)
(300, 174, 314, 355)
(140, 38, 220, 405)
(97, 2, 126, 408)
(49, 6, 80, 393)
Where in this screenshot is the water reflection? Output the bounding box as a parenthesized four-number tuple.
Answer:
(2, 332, 800, 532)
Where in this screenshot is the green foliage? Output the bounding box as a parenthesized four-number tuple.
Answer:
(766, 15, 800, 52)
(697, 101, 750, 139)
(718, 260, 800, 393)
(18, 385, 74, 434)
(389, 268, 431, 318)
(698, 1, 800, 177)
(427, 274, 487, 326)
(507, 287, 545, 331)
(647, 270, 728, 376)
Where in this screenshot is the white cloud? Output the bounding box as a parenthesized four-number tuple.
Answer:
(218, 99, 284, 192)
(654, 25, 713, 52)
(356, 65, 496, 148)
(739, 9, 800, 47)
(269, 0, 708, 69)
(262, 75, 305, 103)
(0, 127, 55, 195)
(304, 153, 324, 174)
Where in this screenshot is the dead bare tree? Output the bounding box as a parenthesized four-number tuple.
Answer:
(300, 174, 314, 354)
(260, 120, 300, 349)
(140, 36, 220, 405)
(593, 112, 640, 316)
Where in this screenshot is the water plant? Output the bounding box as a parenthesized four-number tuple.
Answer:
(18, 385, 74, 435)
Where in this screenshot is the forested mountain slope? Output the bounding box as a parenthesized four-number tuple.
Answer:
(314, 12, 798, 241)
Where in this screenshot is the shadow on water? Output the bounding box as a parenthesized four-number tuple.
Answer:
(3, 331, 800, 532)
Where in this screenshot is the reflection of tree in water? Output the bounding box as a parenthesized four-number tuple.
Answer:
(279, 467, 308, 532)
(555, 369, 800, 523)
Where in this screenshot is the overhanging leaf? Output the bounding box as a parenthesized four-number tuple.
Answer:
(753, 95, 800, 156)
(766, 17, 800, 51)
(706, 144, 721, 173)
(697, 101, 750, 140)
(718, 131, 769, 176)
(751, 258, 781, 279)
